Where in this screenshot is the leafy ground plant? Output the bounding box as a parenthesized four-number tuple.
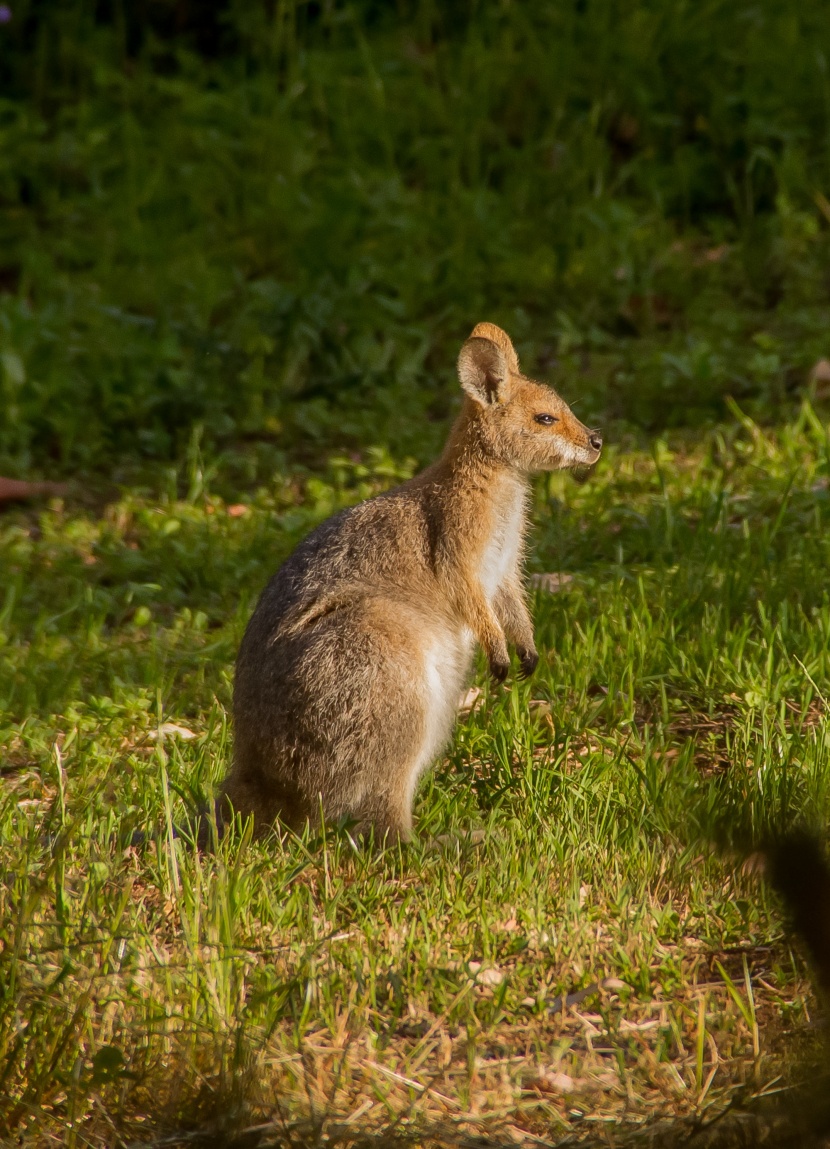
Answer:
(3, 400, 830, 1146)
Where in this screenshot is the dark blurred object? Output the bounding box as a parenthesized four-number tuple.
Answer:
(729, 833, 830, 1149)
(768, 832, 830, 999)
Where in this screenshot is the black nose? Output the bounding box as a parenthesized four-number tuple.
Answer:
(589, 433, 603, 451)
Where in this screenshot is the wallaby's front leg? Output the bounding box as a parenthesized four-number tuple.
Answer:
(464, 586, 511, 683)
(494, 578, 538, 678)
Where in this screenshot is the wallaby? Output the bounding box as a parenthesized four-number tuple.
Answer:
(222, 323, 602, 842)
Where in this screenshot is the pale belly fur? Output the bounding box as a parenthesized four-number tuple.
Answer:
(407, 626, 474, 806)
(408, 478, 526, 794)
(478, 477, 526, 603)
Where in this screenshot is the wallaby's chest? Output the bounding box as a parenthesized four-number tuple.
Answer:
(478, 483, 526, 601)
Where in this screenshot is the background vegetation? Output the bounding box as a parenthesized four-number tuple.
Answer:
(3, 1, 830, 1146)
(3, 0, 830, 478)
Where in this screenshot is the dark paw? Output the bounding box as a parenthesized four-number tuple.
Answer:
(519, 650, 539, 678)
(490, 659, 510, 684)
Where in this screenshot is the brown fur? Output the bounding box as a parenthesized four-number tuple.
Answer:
(222, 324, 602, 841)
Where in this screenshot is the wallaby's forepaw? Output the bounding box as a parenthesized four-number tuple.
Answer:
(519, 649, 539, 678)
(490, 658, 510, 684)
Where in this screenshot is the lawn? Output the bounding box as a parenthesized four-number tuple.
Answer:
(3, 2, 830, 1145)
(4, 407, 830, 1145)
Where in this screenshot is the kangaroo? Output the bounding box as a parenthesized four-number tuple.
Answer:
(222, 323, 602, 842)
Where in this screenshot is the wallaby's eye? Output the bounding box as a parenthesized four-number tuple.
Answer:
(534, 413, 558, 426)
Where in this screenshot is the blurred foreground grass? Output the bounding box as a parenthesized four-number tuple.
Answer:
(3, 401, 830, 1144)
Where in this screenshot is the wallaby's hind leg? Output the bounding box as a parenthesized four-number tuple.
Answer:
(353, 735, 452, 846)
(217, 767, 304, 836)
(224, 753, 416, 846)
(352, 634, 470, 844)
(354, 792, 413, 845)
(229, 599, 469, 842)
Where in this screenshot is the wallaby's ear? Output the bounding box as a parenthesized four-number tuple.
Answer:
(458, 336, 512, 407)
(469, 322, 519, 374)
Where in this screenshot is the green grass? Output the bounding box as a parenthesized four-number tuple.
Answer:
(4, 1, 830, 1144)
(3, 402, 830, 1145)
(4, 0, 830, 477)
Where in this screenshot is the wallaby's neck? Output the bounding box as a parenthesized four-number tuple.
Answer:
(436, 403, 524, 488)
(420, 403, 529, 542)
(412, 405, 528, 585)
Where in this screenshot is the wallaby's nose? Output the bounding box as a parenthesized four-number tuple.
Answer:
(589, 433, 603, 451)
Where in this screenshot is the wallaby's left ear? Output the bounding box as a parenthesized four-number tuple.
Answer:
(469, 322, 519, 374)
(457, 336, 512, 406)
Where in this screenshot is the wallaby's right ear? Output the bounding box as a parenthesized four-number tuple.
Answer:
(457, 337, 512, 406)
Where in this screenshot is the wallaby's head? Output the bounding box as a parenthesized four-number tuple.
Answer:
(457, 323, 602, 472)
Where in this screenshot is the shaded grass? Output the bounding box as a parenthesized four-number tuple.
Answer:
(4, 1, 830, 475)
(2, 401, 830, 1144)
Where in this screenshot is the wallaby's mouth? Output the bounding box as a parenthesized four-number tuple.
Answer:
(569, 437, 602, 481)
(568, 462, 597, 484)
